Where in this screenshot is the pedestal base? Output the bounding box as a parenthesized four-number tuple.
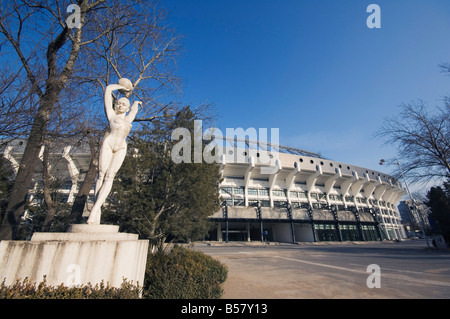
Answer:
(0, 225, 149, 289)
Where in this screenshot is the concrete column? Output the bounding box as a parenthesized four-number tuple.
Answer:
(306, 165, 322, 207)
(244, 157, 255, 207)
(3, 145, 19, 175)
(324, 168, 342, 205)
(268, 159, 281, 208)
(340, 171, 358, 209)
(62, 146, 80, 203)
(285, 162, 301, 204)
(217, 223, 222, 242)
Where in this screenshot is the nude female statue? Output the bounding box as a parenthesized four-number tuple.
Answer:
(87, 79, 140, 225)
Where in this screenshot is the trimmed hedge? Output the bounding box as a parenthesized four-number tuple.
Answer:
(143, 245, 228, 299)
(0, 277, 141, 299)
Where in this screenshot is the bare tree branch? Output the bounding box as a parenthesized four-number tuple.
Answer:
(376, 100, 450, 184)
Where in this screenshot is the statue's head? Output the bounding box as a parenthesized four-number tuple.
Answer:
(114, 97, 130, 114)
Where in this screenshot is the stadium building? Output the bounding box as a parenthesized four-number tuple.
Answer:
(1, 137, 407, 243)
(208, 137, 407, 243)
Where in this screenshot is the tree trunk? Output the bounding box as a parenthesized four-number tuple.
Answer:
(0, 17, 76, 240)
(0, 94, 57, 240)
(41, 143, 57, 232)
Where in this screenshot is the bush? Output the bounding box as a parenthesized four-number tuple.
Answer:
(0, 277, 141, 299)
(143, 245, 228, 299)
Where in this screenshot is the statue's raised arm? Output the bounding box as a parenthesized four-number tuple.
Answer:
(104, 84, 125, 121)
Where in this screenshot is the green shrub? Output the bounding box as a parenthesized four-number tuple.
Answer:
(143, 245, 228, 299)
(0, 277, 141, 299)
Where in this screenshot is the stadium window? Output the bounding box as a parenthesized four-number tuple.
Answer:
(273, 201, 286, 208)
(234, 187, 245, 195)
(248, 200, 258, 206)
(260, 200, 270, 207)
(235, 198, 245, 206)
(272, 189, 286, 197)
(259, 188, 269, 196)
(247, 188, 258, 196)
(298, 192, 307, 198)
(291, 201, 301, 208)
(289, 191, 298, 198)
(221, 187, 233, 195)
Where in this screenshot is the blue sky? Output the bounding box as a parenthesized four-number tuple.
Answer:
(163, 0, 450, 182)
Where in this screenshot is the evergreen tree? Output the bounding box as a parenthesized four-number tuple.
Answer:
(425, 181, 450, 244)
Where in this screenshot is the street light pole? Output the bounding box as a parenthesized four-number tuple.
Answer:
(395, 160, 431, 248)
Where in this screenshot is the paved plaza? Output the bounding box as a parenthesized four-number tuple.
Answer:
(193, 239, 450, 299)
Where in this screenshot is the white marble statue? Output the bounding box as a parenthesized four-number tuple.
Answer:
(87, 78, 140, 225)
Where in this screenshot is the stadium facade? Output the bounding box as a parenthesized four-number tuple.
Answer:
(1, 138, 407, 243)
(209, 137, 407, 243)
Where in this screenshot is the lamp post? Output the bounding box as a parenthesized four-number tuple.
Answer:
(380, 159, 431, 248)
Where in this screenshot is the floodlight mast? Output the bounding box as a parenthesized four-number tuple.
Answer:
(394, 160, 431, 248)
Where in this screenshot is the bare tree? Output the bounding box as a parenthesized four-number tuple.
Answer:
(377, 100, 450, 184)
(0, 0, 181, 240)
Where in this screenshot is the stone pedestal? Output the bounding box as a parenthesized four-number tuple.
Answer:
(0, 225, 149, 289)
